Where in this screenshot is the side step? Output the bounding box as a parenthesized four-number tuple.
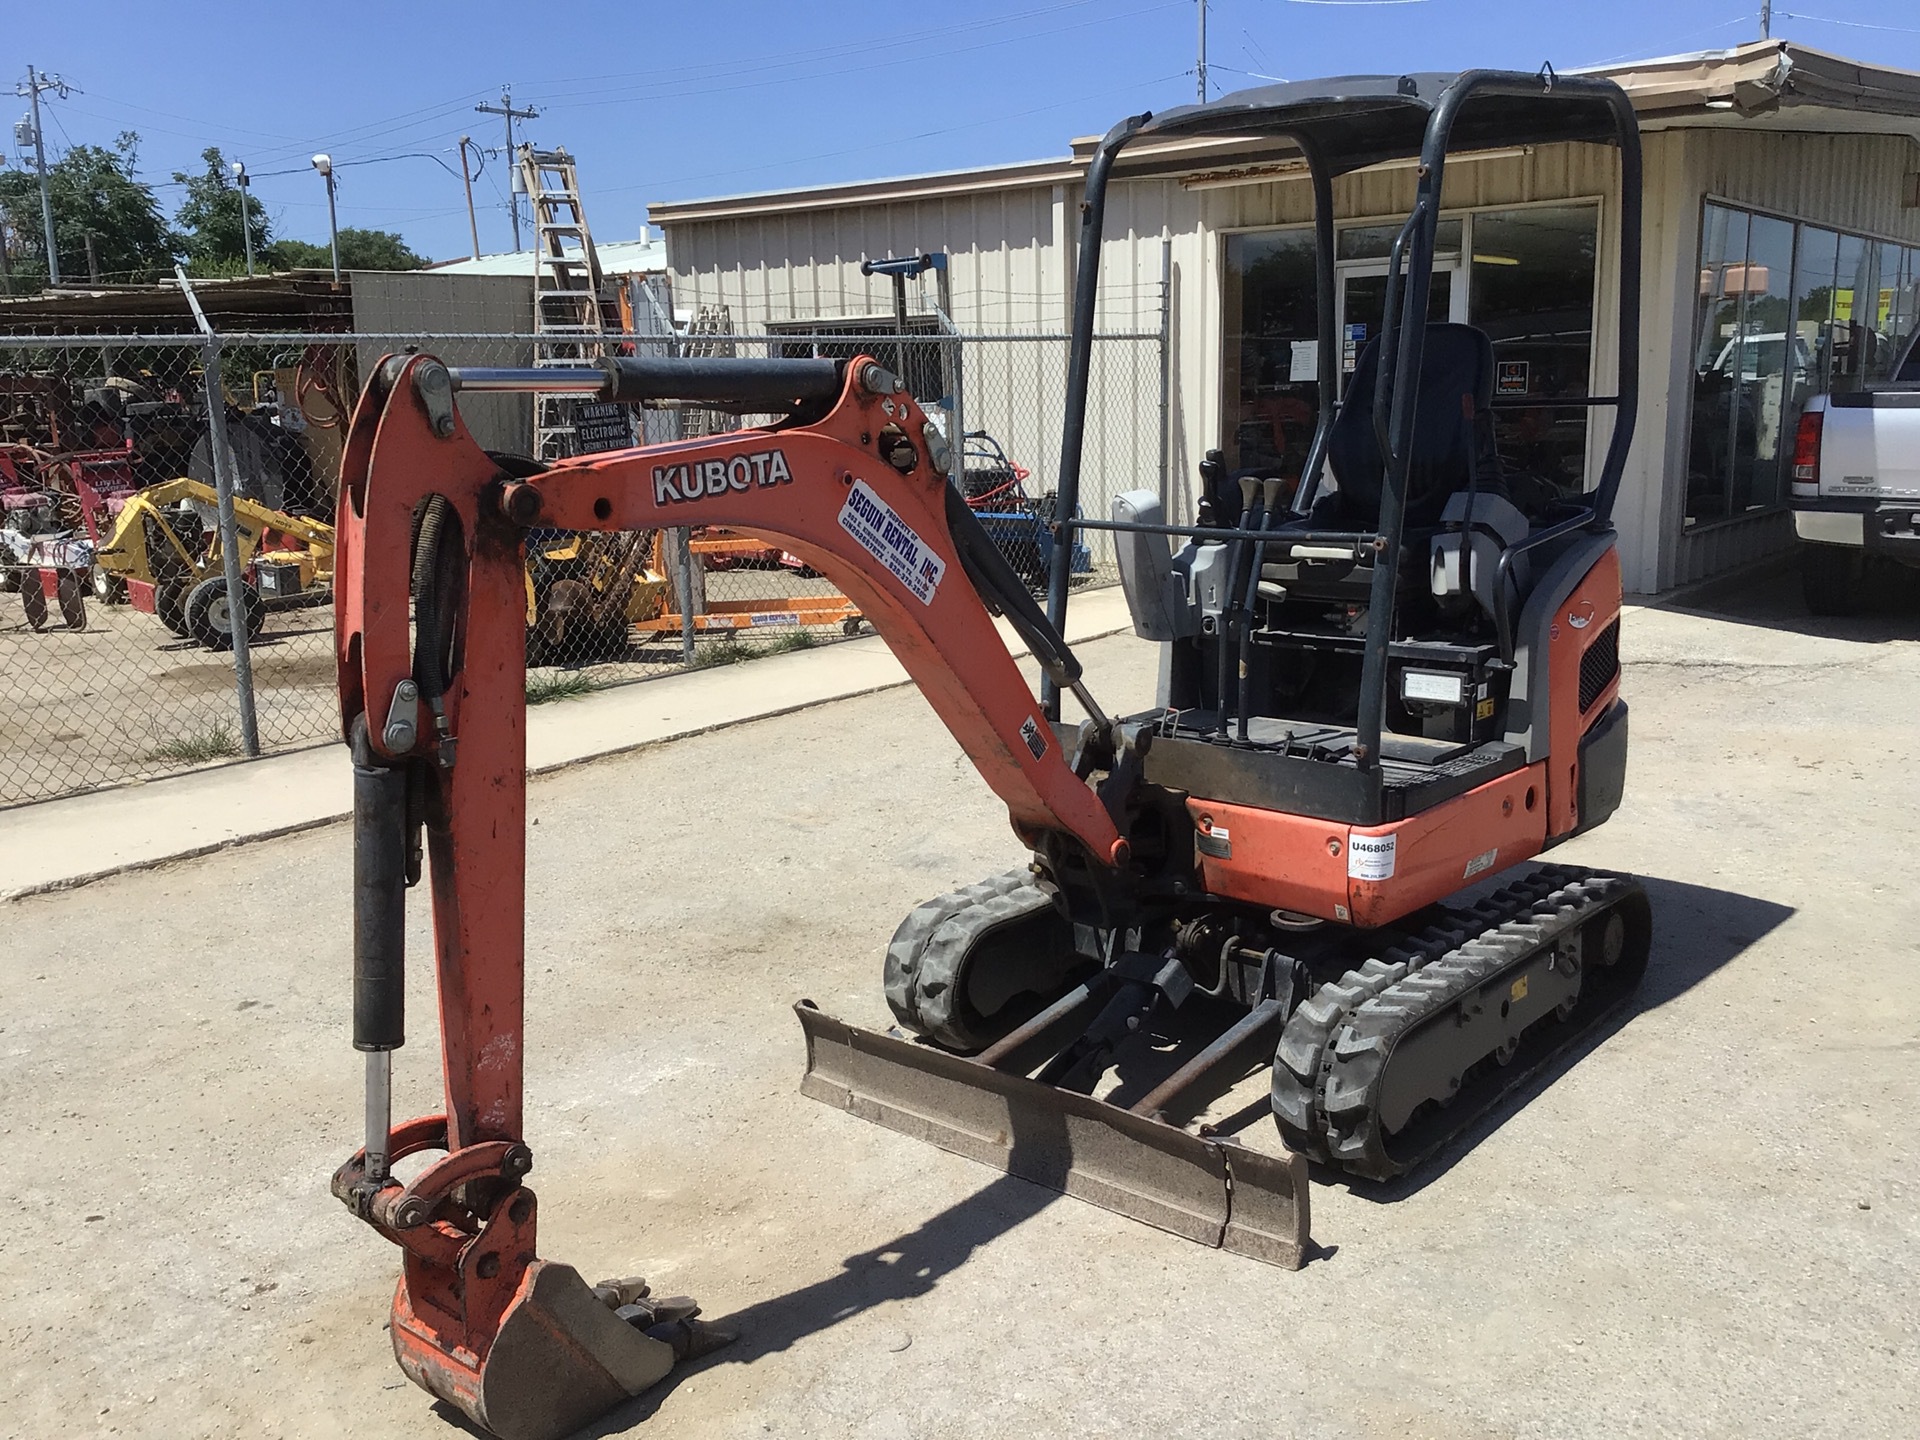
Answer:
(795, 1001, 1309, 1269)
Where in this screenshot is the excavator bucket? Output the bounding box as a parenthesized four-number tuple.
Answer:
(795, 1002, 1309, 1268)
(393, 1260, 678, 1440)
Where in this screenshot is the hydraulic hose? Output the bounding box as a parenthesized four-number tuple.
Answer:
(409, 495, 464, 765)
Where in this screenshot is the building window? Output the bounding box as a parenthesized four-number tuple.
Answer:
(1471, 205, 1598, 500)
(1221, 228, 1321, 478)
(1221, 205, 1598, 500)
(1684, 202, 1920, 529)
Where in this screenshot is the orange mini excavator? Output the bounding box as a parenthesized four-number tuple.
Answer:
(333, 70, 1651, 1439)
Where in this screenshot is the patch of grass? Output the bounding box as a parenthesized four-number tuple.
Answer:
(762, 630, 818, 655)
(690, 629, 820, 667)
(689, 635, 747, 669)
(147, 720, 241, 764)
(525, 670, 604, 704)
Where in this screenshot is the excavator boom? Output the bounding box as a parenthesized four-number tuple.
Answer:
(330, 351, 1149, 1439)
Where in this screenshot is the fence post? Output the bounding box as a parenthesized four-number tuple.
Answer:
(176, 268, 261, 757)
(201, 334, 263, 757)
(937, 311, 966, 495)
(672, 528, 697, 665)
(1157, 235, 1173, 510)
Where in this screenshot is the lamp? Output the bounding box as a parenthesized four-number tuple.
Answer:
(312, 153, 340, 284)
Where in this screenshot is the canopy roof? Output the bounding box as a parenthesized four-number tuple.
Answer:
(1135, 72, 1626, 176)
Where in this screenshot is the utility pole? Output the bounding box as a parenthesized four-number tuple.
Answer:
(83, 230, 98, 283)
(231, 160, 255, 276)
(1196, 0, 1208, 103)
(1760, 1, 1772, 40)
(475, 87, 537, 249)
(458, 136, 481, 260)
(0, 159, 12, 293)
(16, 66, 69, 286)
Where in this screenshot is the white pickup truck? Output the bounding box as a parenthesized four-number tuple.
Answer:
(1791, 331, 1920, 613)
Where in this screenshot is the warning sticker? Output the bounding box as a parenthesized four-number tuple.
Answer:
(838, 479, 947, 606)
(1347, 832, 1397, 882)
(1019, 715, 1048, 760)
(1464, 847, 1499, 879)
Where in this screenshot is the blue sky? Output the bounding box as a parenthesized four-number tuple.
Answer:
(5, 1, 1918, 264)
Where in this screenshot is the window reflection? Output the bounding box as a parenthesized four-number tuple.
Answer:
(1685, 204, 1920, 529)
(1221, 207, 1598, 496)
(1222, 229, 1321, 477)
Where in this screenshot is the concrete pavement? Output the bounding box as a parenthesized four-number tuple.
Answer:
(3, 576, 1916, 1439)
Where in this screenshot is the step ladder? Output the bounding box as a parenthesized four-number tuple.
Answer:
(520, 145, 630, 462)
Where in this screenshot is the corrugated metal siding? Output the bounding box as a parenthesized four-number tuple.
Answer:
(670, 187, 1066, 330)
(349, 271, 535, 454)
(662, 127, 1920, 593)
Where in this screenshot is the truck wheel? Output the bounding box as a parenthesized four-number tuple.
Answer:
(1801, 545, 1863, 616)
(91, 566, 126, 604)
(21, 579, 48, 631)
(155, 578, 192, 637)
(185, 576, 265, 651)
(57, 574, 87, 631)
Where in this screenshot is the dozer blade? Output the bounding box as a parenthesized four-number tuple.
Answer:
(795, 1001, 1309, 1268)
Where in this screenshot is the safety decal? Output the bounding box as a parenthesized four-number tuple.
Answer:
(838, 478, 947, 606)
(1464, 847, 1499, 879)
(1019, 715, 1048, 760)
(1347, 832, 1397, 882)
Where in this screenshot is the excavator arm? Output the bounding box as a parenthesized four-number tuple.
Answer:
(329, 351, 1124, 1440)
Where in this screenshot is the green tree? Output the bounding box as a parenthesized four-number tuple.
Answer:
(266, 227, 426, 272)
(0, 132, 177, 285)
(173, 146, 271, 272)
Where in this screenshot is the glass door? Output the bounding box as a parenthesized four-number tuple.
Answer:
(1335, 264, 1461, 392)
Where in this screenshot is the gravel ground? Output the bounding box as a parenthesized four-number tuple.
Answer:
(2, 569, 1915, 1440)
(0, 567, 854, 807)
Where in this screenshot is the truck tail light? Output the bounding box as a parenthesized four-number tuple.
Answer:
(1792, 409, 1823, 492)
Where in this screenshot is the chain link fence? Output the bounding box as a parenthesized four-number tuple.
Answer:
(1, 324, 1162, 807)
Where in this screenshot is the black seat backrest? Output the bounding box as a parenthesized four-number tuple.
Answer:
(1325, 323, 1497, 531)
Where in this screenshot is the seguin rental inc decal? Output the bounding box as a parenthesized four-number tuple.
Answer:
(837, 478, 946, 605)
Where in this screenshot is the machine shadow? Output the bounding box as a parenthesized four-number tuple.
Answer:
(1318, 873, 1796, 1202)
(1647, 557, 1920, 644)
(570, 1174, 1062, 1436)
(440, 878, 1794, 1439)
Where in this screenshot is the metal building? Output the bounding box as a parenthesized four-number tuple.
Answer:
(651, 41, 1920, 594)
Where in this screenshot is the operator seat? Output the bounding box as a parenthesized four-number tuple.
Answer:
(1318, 322, 1502, 532)
(1284, 323, 1534, 624)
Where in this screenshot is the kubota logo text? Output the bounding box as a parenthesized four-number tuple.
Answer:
(653, 449, 793, 505)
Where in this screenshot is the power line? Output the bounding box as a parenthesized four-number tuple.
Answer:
(597, 67, 1189, 199)
(538, 0, 1185, 111)
(1776, 9, 1920, 35)
(524, 0, 1117, 92)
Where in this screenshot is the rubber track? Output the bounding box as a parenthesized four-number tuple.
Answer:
(1320, 868, 1642, 1180)
(883, 869, 1056, 1052)
(1270, 866, 1588, 1165)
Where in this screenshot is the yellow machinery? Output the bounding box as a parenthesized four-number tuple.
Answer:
(93, 477, 335, 650)
(524, 528, 670, 665)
